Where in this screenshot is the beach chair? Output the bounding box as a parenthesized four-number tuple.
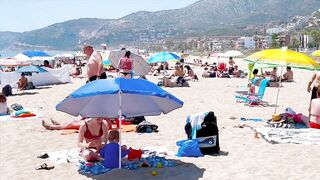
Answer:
(235, 79, 269, 105)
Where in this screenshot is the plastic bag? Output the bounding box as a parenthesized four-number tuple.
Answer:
(176, 139, 203, 157)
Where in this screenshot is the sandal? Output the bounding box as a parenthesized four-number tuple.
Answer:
(35, 163, 54, 170)
(37, 153, 49, 159)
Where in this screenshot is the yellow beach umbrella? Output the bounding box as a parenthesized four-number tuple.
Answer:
(312, 50, 320, 57)
(245, 48, 320, 70)
(245, 47, 320, 113)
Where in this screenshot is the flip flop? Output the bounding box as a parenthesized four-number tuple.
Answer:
(35, 163, 54, 170)
(37, 153, 49, 159)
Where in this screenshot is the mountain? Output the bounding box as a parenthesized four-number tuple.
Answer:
(1, 0, 320, 50)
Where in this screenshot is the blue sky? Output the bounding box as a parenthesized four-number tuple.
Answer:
(1, 0, 199, 32)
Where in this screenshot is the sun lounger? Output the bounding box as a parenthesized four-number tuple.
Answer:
(235, 79, 269, 105)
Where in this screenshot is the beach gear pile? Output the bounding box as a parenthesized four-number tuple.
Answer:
(177, 111, 220, 157)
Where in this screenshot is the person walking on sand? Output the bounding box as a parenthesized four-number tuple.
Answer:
(118, 50, 133, 79)
(84, 45, 106, 82)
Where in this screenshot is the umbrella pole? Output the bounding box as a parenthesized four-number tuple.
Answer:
(274, 66, 284, 114)
(118, 91, 122, 169)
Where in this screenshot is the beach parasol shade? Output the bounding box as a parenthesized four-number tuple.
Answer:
(245, 47, 320, 113)
(221, 50, 244, 58)
(147, 52, 180, 63)
(56, 78, 183, 168)
(108, 50, 151, 76)
(245, 48, 320, 70)
(16, 65, 47, 73)
(312, 50, 320, 57)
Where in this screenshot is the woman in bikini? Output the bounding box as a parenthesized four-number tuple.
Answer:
(118, 51, 133, 79)
(78, 118, 109, 162)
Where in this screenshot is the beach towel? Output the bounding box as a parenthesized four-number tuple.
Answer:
(0, 108, 43, 122)
(47, 149, 83, 165)
(254, 127, 320, 145)
(187, 112, 208, 139)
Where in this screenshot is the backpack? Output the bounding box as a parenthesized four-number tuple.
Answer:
(185, 111, 220, 154)
(2, 85, 13, 96)
(26, 82, 35, 90)
(136, 120, 158, 133)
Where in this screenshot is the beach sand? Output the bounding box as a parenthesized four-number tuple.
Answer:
(0, 58, 319, 180)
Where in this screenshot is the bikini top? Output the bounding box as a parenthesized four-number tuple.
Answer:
(84, 122, 103, 140)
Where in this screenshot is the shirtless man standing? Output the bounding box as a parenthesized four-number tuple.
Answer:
(307, 71, 320, 100)
(83, 45, 106, 82)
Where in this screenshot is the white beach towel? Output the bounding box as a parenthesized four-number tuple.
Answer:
(47, 149, 83, 165)
(254, 127, 320, 145)
(0, 108, 43, 122)
(188, 112, 208, 139)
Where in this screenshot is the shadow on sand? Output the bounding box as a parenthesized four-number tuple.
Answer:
(79, 159, 205, 180)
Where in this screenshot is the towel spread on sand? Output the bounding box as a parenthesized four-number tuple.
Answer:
(254, 127, 320, 145)
(0, 108, 43, 122)
(47, 149, 83, 165)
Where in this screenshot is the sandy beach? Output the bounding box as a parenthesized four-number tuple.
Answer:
(0, 58, 319, 180)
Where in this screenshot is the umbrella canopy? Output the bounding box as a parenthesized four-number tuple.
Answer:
(245, 47, 320, 113)
(221, 50, 244, 58)
(0, 58, 31, 66)
(56, 78, 183, 118)
(17, 65, 47, 73)
(56, 78, 183, 169)
(15, 51, 54, 61)
(245, 48, 320, 70)
(108, 51, 151, 76)
(312, 50, 320, 57)
(147, 52, 180, 64)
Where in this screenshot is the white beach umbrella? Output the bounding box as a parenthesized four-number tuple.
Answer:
(221, 50, 244, 58)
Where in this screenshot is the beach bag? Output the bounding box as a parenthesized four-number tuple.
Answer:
(136, 120, 158, 133)
(176, 139, 203, 157)
(2, 85, 13, 97)
(26, 82, 35, 90)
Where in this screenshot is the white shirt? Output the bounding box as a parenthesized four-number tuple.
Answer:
(0, 102, 8, 114)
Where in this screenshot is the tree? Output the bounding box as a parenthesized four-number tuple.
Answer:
(290, 37, 300, 51)
(310, 30, 320, 49)
(271, 33, 280, 48)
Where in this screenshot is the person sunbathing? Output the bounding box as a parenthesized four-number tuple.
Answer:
(17, 73, 28, 90)
(42, 119, 84, 130)
(282, 66, 294, 82)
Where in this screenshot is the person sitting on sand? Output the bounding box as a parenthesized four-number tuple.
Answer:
(17, 73, 28, 91)
(282, 66, 294, 82)
(78, 118, 109, 162)
(99, 130, 130, 168)
(202, 67, 218, 78)
(309, 98, 320, 129)
(184, 65, 198, 81)
(270, 67, 278, 82)
(0, 93, 10, 115)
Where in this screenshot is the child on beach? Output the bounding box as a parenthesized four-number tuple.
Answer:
(0, 93, 9, 115)
(99, 130, 130, 168)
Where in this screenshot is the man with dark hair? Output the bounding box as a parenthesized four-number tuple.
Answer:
(83, 45, 106, 82)
(282, 66, 293, 82)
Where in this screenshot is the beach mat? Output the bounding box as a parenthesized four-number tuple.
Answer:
(254, 127, 320, 145)
(0, 108, 43, 122)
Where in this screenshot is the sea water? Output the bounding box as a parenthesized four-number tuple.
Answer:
(0, 50, 76, 58)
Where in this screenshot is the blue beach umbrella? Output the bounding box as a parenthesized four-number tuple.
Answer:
(17, 65, 47, 73)
(147, 52, 180, 64)
(56, 78, 183, 168)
